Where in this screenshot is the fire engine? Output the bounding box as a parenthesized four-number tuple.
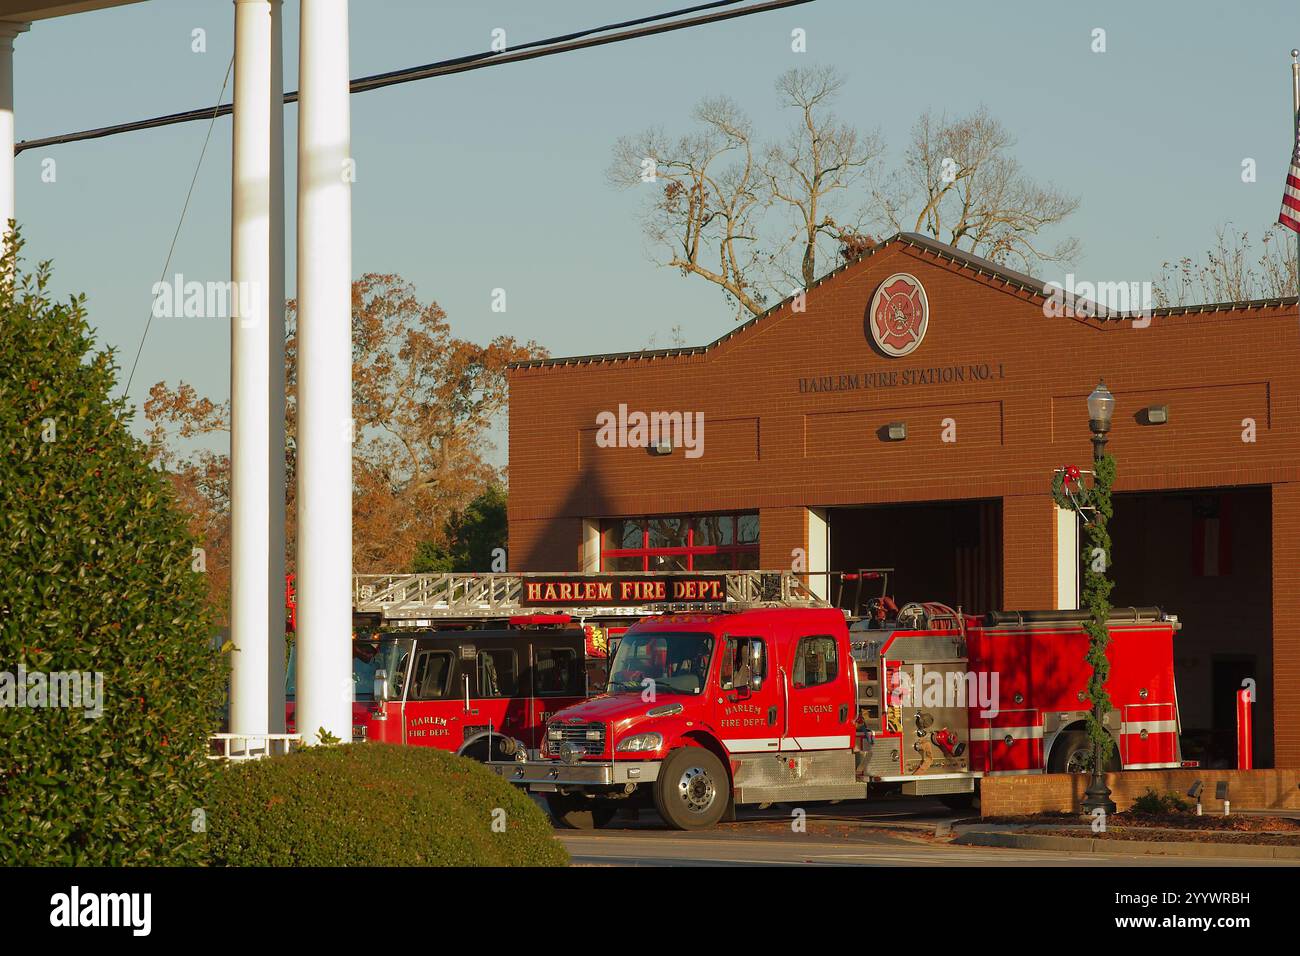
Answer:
(486, 571, 1185, 829)
(285, 571, 781, 760)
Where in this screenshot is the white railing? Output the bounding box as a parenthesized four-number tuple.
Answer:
(209, 733, 303, 762)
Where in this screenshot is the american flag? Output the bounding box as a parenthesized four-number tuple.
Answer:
(1280, 109, 1300, 233)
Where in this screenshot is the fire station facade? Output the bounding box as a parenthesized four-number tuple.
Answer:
(506, 232, 1300, 770)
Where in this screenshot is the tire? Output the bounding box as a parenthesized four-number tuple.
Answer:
(545, 794, 618, 830)
(1048, 729, 1120, 774)
(653, 746, 730, 830)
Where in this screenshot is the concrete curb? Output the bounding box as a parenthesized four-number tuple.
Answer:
(953, 827, 1300, 860)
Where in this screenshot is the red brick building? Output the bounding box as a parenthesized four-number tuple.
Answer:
(506, 233, 1299, 769)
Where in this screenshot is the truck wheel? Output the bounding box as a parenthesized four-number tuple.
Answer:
(545, 794, 618, 829)
(653, 746, 730, 830)
(1048, 730, 1120, 773)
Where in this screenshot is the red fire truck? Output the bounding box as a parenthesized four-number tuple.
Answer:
(487, 575, 1185, 829)
(284, 572, 716, 759)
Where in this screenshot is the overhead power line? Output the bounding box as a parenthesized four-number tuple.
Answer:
(16, 0, 814, 155)
(122, 57, 235, 397)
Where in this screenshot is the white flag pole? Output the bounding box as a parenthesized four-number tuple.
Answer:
(1292, 50, 1299, 304)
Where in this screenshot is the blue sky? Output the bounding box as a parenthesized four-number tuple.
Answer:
(16, 0, 1300, 465)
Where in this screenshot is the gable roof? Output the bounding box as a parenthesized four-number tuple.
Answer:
(510, 231, 1296, 371)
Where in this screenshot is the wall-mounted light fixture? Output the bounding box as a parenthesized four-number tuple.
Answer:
(883, 422, 908, 442)
(649, 440, 673, 456)
(1139, 404, 1169, 425)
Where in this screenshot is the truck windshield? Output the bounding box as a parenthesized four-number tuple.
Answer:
(286, 637, 407, 702)
(607, 632, 714, 696)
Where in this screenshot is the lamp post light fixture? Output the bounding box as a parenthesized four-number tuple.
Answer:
(1081, 378, 1118, 816)
(1087, 380, 1115, 463)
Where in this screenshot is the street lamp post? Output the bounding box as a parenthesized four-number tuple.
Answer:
(1081, 380, 1117, 815)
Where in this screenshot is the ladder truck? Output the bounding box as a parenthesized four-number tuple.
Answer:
(288, 569, 819, 761)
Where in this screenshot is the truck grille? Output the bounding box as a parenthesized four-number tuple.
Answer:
(549, 721, 605, 755)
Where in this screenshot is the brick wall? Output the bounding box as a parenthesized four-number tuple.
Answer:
(508, 241, 1300, 527)
(1002, 495, 1057, 610)
(981, 769, 1300, 817)
(508, 516, 583, 572)
(759, 506, 806, 572)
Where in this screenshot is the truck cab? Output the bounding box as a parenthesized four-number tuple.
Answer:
(491, 607, 863, 829)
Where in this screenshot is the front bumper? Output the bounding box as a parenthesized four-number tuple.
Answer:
(487, 758, 661, 790)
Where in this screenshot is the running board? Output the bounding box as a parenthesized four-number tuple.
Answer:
(734, 783, 869, 805)
(901, 776, 975, 796)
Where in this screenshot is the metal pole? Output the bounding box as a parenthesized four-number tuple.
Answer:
(295, 0, 354, 744)
(1291, 50, 1299, 306)
(229, 0, 274, 738)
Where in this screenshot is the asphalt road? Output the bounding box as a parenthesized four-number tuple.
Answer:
(550, 800, 1296, 867)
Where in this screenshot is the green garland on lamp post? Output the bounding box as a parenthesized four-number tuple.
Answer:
(1050, 380, 1118, 815)
(1080, 454, 1116, 792)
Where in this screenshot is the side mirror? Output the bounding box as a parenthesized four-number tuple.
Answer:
(373, 668, 390, 702)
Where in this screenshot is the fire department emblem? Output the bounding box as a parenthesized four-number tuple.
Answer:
(867, 273, 929, 357)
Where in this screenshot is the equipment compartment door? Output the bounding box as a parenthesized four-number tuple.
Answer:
(1121, 702, 1177, 768)
(971, 707, 1042, 774)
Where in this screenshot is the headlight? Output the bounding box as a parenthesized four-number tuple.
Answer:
(616, 732, 664, 753)
(548, 727, 563, 741)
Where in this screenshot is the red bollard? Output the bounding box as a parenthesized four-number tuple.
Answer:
(1236, 687, 1253, 771)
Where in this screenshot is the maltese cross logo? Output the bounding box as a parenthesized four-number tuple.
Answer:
(867, 273, 929, 357)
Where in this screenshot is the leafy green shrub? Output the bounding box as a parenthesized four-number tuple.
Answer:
(1130, 788, 1192, 815)
(206, 744, 569, 866)
(0, 240, 225, 865)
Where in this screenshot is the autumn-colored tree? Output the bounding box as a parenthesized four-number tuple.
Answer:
(146, 274, 545, 619)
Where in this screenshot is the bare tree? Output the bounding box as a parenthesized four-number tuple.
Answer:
(609, 97, 767, 318)
(875, 106, 1080, 271)
(613, 87, 1078, 317)
(766, 66, 884, 290)
(1154, 224, 1299, 307)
